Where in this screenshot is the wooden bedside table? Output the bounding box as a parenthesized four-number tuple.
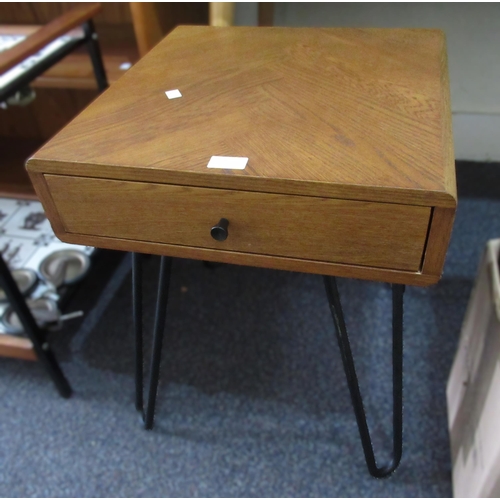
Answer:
(26, 26, 456, 477)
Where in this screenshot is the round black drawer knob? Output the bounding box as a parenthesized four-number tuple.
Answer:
(211, 218, 229, 242)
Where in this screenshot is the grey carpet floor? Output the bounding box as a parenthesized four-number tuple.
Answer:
(0, 161, 499, 497)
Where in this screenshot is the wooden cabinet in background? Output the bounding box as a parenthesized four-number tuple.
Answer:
(0, 2, 209, 197)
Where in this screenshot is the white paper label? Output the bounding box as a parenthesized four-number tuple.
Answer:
(207, 156, 248, 170)
(165, 89, 182, 99)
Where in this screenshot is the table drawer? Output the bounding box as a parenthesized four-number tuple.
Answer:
(45, 175, 431, 272)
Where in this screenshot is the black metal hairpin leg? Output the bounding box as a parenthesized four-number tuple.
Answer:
(132, 253, 143, 413)
(133, 253, 173, 430)
(324, 276, 405, 478)
(83, 19, 109, 92)
(0, 254, 72, 398)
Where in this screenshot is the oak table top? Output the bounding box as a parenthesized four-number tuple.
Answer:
(27, 26, 456, 287)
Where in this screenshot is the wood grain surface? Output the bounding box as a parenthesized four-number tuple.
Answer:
(28, 172, 67, 234)
(0, 3, 101, 74)
(27, 27, 457, 285)
(27, 210, 440, 287)
(45, 175, 431, 272)
(28, 26, 456, 208)
(30, 175, 439, 286)
(422, 206, 456, 276)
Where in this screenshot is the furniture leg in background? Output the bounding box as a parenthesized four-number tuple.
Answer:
(83, 19, 108, 92)
(0, 4, 108, 392)
(209, 2, 235, 26)
(0, 254, 71, 397)
(209, 2, 274, 26)
(130, 3, 209, 57)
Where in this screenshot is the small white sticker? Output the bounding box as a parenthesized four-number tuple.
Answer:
(207, 156, 248, 170)
(119, 62, 132, 70)
(165, 89, 182, 99)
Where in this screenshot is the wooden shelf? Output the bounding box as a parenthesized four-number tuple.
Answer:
(34, 47, 138, 90)
(0, 334, 36, 361)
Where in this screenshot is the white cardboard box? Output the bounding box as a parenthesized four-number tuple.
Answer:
(447, 238, 500, 497)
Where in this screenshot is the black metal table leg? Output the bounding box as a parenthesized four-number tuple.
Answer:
(324, 276, 405, 478)
(132, 253, 143, 413)
(83, 19, 109, 92)
(133, 254, 173, 430)
(0, 254, 72, 398)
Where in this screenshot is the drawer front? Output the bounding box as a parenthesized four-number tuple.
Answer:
(45, 175, 431, 272)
